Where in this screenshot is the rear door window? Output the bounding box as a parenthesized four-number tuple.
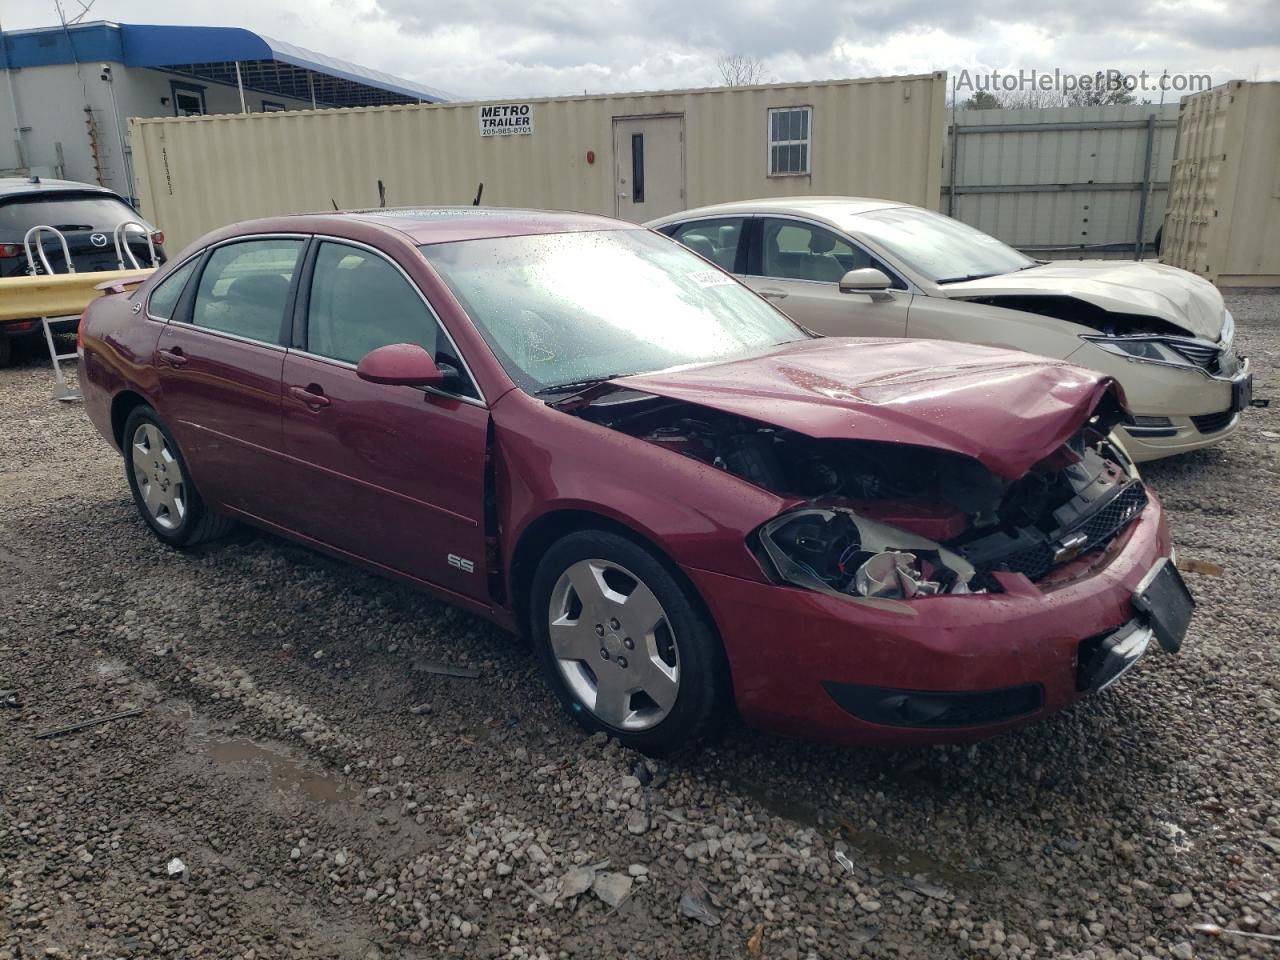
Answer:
(190, 239, 304, 343)
(670, 217, 746, 273)
(147, 260, 198, 320)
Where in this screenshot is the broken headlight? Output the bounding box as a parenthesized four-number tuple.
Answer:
(755, 508, 977, 601)
(1080, 335, 1196, 369)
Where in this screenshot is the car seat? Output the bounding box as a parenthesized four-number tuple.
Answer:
(681, 233, 717, 263)
(221, 272, 291, 342)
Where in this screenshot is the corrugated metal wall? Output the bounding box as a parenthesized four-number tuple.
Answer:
(1163, 81, 1280, 286)
(132, 74, 946, 252)
(943, 104, 1181, 259)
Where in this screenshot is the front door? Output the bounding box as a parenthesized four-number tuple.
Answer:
(613, 115, 685, 221)
(277, 239, 490, 602)
(743, 217, 911, 338)
(154, 236, 305, 517)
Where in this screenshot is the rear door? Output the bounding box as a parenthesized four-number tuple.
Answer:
(742, 217, 911, 338)
(154, 235, 305, 518)
(276, 239, 490, 601)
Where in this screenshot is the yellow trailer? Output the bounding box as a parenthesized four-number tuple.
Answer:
(0, 268, 153, 397)
(0, 269, 153, 323)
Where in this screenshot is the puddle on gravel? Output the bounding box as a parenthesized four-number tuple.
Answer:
(733, 777, 984, 892)
(160, 700, 440, 856)
(204, 736, 358, 806)
(162, 701, 355, 807)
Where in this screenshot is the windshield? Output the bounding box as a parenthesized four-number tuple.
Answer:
(0, 193, 143, 235)
(420, 229, 806, 393)
(853, 206, 1035, 283)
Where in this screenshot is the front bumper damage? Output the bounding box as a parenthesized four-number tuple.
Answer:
(1073, 350, 1253, 462)
(685, 495, 1177, 746)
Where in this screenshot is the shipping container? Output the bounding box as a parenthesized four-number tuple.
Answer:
(130, 73, 947, 251)
(944, 104, 1180, 260)
(1162, 80, 1280, 286)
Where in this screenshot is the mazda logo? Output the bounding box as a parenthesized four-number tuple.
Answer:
(90, 233, 108, 247)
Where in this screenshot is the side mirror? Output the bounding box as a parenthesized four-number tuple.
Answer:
(356, 343, 445, 387)
(838, 268, 893, 294)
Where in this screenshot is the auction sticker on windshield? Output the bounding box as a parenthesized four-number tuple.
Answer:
(688, 270, 736, 288)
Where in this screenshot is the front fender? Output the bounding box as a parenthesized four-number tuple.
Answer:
(491, 390, 785, 587)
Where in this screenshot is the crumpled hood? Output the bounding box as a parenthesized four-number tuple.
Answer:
(941, 260, 1226, 340)
(613, 338, 1121, 481)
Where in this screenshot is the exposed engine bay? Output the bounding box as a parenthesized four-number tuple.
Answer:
(570, 391, 1144, 600)
(956, 294, 1191, 338)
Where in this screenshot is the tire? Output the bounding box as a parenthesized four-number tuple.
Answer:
(122, 406, 235, 548)
(529, 529, 728, 755)
(0, 335, 11, 368)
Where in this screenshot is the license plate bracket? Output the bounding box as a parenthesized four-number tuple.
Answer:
(1131, 558, 1195, 653)
(1231, 372, 1254, 413)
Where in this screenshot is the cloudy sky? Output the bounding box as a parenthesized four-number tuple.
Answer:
(8, 0, 1278, 100)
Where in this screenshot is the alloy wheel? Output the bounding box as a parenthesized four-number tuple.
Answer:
(131, 423, 187, 530)
(548, 558, 680, 731)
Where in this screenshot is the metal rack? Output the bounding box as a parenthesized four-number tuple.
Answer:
(23, 225, 81, 402)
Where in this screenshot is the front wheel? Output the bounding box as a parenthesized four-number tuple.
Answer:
(530, 529, 728, 755)
(122, 406, 234, 547)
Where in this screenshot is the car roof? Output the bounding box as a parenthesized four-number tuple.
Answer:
(647, 196, 910, 227)
(325, 206, 639, 245)
(0, 177, 122, 200)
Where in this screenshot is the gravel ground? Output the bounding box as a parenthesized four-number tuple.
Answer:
(1, 292, 1278, 960)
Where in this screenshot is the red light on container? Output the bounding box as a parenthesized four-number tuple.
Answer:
(586, 150, 595, 165)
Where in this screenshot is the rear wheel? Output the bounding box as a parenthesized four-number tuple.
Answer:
(122, 406, 234, 547)
(0, 335, 11, 368)
(530, 529, 727, 754)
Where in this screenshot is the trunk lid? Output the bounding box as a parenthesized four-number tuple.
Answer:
(612, 338, 1120, 481)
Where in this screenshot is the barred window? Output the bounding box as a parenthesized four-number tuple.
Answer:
(768, 107, 811, 176)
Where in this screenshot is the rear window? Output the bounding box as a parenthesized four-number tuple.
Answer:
(0, 193, 142, 235)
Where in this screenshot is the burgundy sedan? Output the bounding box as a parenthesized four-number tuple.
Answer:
(80, 208, 1193, 754)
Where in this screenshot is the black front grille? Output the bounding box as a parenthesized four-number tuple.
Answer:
(824, 681, 1044, 728)
(999, 482, 1149, 581)
(1001, 544, 1054, 581)
(1190, 410, 1236, 435)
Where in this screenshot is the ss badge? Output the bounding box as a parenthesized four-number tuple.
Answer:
(447, 554, 475, 574)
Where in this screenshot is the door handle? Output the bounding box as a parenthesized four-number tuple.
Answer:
(289, 384, 331, 409)
(158, 347, 187, 367)
(758, 289, 789, 301)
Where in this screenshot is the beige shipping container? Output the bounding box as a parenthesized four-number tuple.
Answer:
(1162, 80, 1280, 286)
(131, 73, 946, 251)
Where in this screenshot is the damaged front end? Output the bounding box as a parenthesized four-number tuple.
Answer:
(565, 386, 1143, 605)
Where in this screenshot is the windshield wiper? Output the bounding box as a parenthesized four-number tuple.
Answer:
(935, 272, 1001, 284)
(535, 374, 632, 397)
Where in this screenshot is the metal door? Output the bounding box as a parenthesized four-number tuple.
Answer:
(613, 115, 685, 221)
